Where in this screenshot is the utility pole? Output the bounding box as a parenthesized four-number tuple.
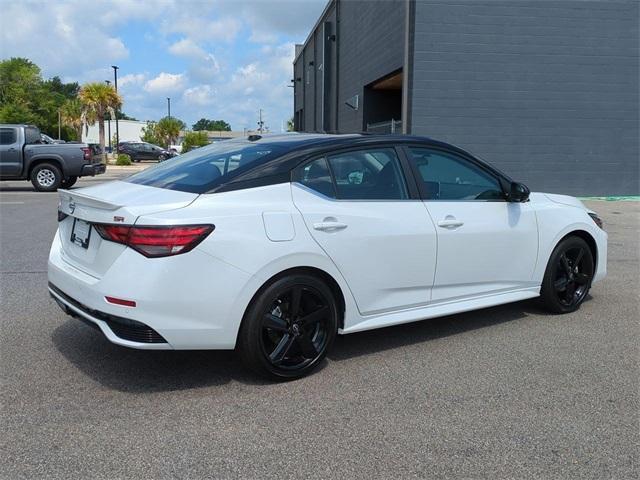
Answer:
(111, 65, 119, 148)
(167, 97, 171, 118)
(57, 109, 61, 140)
(105, 80, 112, 151)
(257, 109, 264, 133)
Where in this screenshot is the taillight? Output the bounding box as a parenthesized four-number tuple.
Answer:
(93, 224, 214, 258)
(82, 147, 92, 161)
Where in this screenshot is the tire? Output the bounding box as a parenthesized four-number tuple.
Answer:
(30, 163, 62, 192)
(237, 274, 339, 380)
(158, 154, 167, 162)
(540, 236, 595, 313)
(61, 176, 78, 189)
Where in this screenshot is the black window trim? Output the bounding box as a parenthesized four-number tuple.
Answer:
(292, 144, 421, 202)
(400, 144, 511, 202)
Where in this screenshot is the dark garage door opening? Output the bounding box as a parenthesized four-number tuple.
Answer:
(364, 69, 403, 134)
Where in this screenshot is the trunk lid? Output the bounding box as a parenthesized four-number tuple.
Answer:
(57, 181, 198, 278)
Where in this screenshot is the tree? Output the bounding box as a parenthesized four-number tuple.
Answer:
(181, 131, 210, 153)
(0, 58, 82, 140)
(140, 121, 161, 145)
(287, 117, 295, 132)
(0, 58, 45, 127)
(79, 82, 122, 162)
(192, 118, 231, 131)
(155, 116, 185, 148)
(60, 98, 86, 141)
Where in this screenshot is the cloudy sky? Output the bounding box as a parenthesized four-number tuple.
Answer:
(0, 0, 327, 131)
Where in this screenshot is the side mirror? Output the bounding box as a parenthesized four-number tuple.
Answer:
(508, 182, 530, 202)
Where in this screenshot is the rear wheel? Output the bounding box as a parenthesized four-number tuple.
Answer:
(540, 236, 594, 313)
(30, 163, 62, 192)
(61, 176, 78, 188)
(237, 274, 338, 380)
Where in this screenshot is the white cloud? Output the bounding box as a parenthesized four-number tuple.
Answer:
(144, 73, 186, 94)
(0, 0, 326, 130)
(0, 1, 129, 78)
(163, 16, 241, 42)
(119, 73, 146, 87)
(183, 85, 217, 106)
(169, 38, 207, 59)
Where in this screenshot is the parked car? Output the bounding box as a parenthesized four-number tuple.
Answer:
(49, 133, 607, 380)
(117, 142, 174, 162)
(0, 124, 105, 191)
(40, 133, 66, 144)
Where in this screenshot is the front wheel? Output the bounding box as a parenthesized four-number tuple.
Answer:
(540, 236, 594, 313)
(158, 154, 167, 162)
(237, 274, 338, 380)
(30, 163, 62, 192)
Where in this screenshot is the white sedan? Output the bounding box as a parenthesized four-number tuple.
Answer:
(49, 133, 607, 379)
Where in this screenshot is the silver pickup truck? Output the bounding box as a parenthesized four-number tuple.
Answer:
(0, 124, 106, 191)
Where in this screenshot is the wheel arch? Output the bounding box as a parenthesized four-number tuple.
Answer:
(558, 229, 598, 267)
(27, 158, 65, 178)
(247, 266, 346, 328)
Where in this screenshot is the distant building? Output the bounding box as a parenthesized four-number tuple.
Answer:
(83, 119, 147, 146)
(176, 130, 255, 144)
(293, 0, 639, 195)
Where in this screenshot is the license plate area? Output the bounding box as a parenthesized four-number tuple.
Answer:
(70, 218, 92, 249)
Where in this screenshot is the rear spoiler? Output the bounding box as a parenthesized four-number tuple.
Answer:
(58, 189, 122, 211)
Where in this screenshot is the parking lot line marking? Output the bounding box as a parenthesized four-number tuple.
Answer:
(0, 201, 26, 204)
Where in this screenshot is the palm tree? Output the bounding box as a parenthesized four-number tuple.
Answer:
(60, 98, 87, 142)
(156, 116, 185, 148)
(78, 82, 122, 162)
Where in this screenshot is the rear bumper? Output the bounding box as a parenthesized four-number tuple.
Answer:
(49, 283, 172, 349)
(48, 230, 252, 350)
(80, 163, 106, 177)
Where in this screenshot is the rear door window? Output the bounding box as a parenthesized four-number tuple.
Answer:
(326, 148, 408, 200)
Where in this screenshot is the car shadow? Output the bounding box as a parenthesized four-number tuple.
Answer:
(51, 320, 271, 393)
(51, 297, 578, 393)
(328, 299, 555, 362)
(0, 185, 39, 192)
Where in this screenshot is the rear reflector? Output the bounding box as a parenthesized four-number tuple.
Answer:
(93, 224, 214, 258)
(105, 296, 137, 307)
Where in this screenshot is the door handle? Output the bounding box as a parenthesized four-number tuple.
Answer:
(313, 221, 348, 232)
(437, 218, 464, 229)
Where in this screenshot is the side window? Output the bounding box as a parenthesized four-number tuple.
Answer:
(326, 148, 408, 200)
(408, 147, 504, 201)
(297, 158, 335, 198)
(0, 128, 17, 145)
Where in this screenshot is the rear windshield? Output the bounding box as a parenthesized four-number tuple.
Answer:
(125, 140, 286, 193)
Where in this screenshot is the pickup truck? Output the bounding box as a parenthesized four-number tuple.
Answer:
(0, 124, 106, 191)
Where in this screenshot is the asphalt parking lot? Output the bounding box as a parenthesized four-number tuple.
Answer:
(1, 172, 638, 479)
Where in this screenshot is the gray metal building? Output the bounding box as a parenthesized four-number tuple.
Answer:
(293, 0, 639, 195)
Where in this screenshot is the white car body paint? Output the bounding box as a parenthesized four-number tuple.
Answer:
(49, 178, 607, 350)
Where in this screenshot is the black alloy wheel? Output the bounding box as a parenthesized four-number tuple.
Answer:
(238, 274, 338, 380)
(541, 236, 594, 313)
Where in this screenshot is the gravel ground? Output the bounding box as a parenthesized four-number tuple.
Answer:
(1, 175, 638, 479)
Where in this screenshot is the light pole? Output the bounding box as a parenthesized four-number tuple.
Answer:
(111, 66, 119, 148)
(167, 97, 171, 118)
(105, 80, 112, 152)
